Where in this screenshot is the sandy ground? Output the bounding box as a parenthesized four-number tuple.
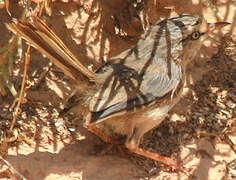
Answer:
(0, 0, 235, 179)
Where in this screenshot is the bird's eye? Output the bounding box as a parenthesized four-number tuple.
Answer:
(191, 31, 201, 40)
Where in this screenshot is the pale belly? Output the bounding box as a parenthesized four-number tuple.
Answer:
(96, 88, 183, 138)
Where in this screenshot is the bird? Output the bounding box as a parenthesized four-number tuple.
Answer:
(6, 14, 229, 169)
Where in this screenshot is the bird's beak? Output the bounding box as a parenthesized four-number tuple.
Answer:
(207, 22, 230, 33)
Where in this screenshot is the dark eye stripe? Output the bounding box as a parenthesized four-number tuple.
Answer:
(179, 32, 205, 45)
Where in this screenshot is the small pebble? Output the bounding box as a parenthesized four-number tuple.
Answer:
(220, 109, 230, 115)
(148, 167, 158, 174)
(69, 127, 76, 132)
(55, 122, 64, 127)
(226, 100, 236, 109)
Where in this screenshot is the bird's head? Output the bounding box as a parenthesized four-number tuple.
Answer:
(168, 14, 230, 65)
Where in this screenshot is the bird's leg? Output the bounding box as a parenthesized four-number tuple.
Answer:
(125, 120, 182, 170)
(85, 123, 123, 145)
(85, 123, 127, 155)
(126, 142, 179, 169)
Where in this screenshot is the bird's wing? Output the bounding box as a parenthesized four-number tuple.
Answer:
(89, 18, 185, 124)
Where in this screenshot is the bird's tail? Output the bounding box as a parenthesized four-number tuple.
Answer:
(6, 17, 96, 81)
